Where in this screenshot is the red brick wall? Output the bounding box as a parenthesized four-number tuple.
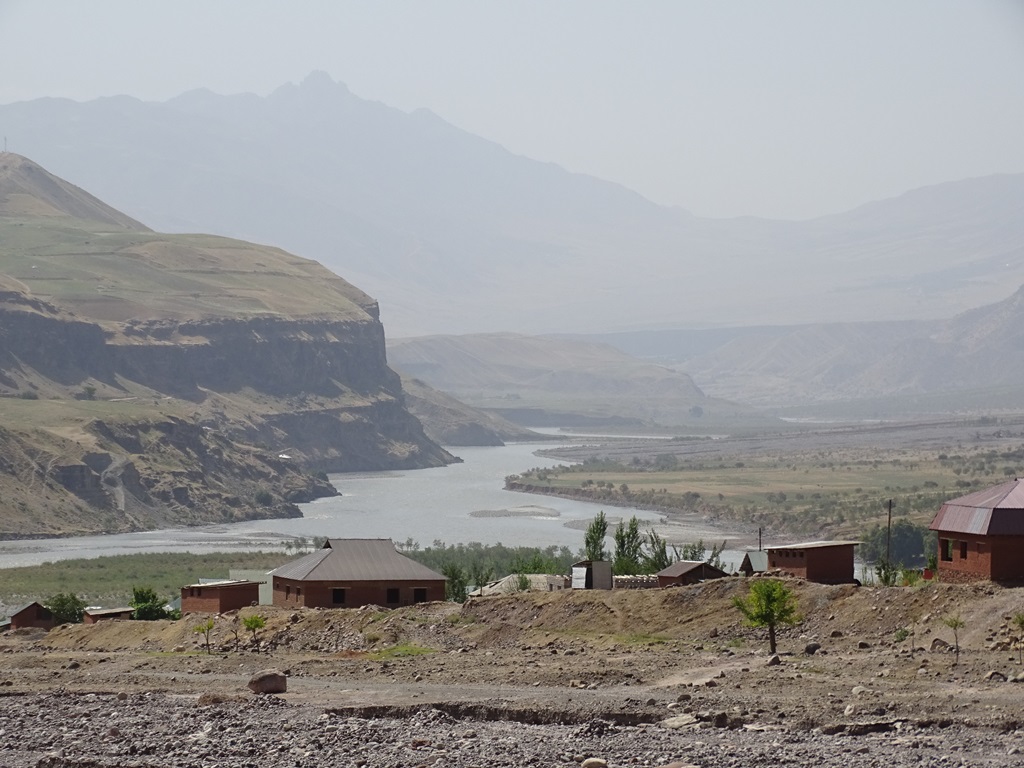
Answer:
(768, 546, 854, 584)
(181, 584, 260, 614)
(936, 534, 1024, 582)
(272, 578, 445, 609)
(10, 604, 54, 630)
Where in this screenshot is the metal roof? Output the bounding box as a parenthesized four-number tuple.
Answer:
(84, 607, 134, 617)
(181, 579, 262, 590)
(768, 540, 860, 550)
(657, 560, 717, 578)
(741, 551, 769, 572)
(271, 539, 446, 582)
(929, 479, 1024, 535)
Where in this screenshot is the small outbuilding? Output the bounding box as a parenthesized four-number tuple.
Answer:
(655, 560, 729, 588)
(181, 580, 261, 614)
(767, 540, 859, 584)
(83, 607, 134, 624)
(271, 539, 446, 609)
(739, 550, 769, 577)
(7, 602, 55, 631)
(928, 478, 1024, 583)
(570, 560, 613, 590)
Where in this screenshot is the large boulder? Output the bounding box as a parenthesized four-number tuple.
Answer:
(248, 669, 287, 694)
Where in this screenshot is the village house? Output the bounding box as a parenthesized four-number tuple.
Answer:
(7, 602, 55, 631)
(180, 579, 261, 614)
(767, 540, 859, 584)
(739, 550, 769, 577)
(655, 560, 729, 588)
(570, 560, 613, 590)
(928, 478, 1024, 583)
(270, 538, 446, 609)
(83, 607, 134, 624)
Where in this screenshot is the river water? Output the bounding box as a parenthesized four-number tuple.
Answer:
(0, 442, 752, 569)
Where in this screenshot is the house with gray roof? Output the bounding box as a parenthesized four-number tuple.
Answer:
(270, 539, 446, 609)
(929, 478, 1024, 583)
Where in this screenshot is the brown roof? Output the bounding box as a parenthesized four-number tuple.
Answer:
(657, 560, 728, 579)
(768, 540, 859, 551)
(271, 539, 446, 582)
(929, 478, 1024, 535)
(84, 607, 134, 618)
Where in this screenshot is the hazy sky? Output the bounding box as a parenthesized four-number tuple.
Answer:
(1, 0, 1022, 219)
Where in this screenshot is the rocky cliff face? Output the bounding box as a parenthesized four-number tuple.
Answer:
(0, 154, 455, 537)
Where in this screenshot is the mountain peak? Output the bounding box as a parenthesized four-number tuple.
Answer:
(0, 153, 149, 230)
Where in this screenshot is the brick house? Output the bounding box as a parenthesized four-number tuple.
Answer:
(8, 602, 55, 630)
(271, 539, 446, 609)
(83, 607, 134, 624)
(767, 541, 859, 584)
(181, 580, 261, 614)
(928, 478, 1024, 583)
(655, 560, 729, 588)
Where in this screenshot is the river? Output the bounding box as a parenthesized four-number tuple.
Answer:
(0, 442, 752, 569)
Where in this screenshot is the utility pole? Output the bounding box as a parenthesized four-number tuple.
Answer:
(885, 498, 893, 564)
(758, 526, 762, 551)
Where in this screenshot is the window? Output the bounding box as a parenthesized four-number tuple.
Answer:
(386, 587, 400, 604)
(941, 539, 953, 562)
(413, 588, 427, 603)
(959, 541, 968, 560)
(332, 588, 346, 605)
(285, 585, 291, 598)
(296, 588, 302, 598)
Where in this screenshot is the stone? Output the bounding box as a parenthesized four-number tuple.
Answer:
(660, 714, 699, 729)
(804, 642, 821, 655)
(984, 670, 1008, 682)
(581, 759, 607, 768)
(857, 641, 871, 649)
(248, 669, 287, 694)
(930, 637, 951, 652)
(852, 685, 869, 696)
(766, 654, 781, 666)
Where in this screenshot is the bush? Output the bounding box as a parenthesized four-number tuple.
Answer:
(45, 593, 86, 625)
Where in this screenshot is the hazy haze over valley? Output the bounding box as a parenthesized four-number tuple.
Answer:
(2, 1, 1023, 340)
(2, 2, 1023, 424)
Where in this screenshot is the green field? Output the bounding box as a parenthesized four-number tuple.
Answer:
(0, 551, 291, 614)
(512, 442, 1024, 539)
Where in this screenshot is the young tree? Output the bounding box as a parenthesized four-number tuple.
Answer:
(613, 516, 644, 575)
(45, 593, 86, 625)
(468, 561, 495, 591)
(194, 618, 215, 654)
(442, 562, 468, 602)
(130, 586, 170, 620)
(642, 529, 672, 573)
(243, 615, 266, 653)
(732, 579, 801, 654)
(1013, 613, 1024, 665)
(943, 614, 966, 666)
(584, 511, 608, 562)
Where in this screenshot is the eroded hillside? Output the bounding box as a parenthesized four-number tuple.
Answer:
(0, 154, 454, 537)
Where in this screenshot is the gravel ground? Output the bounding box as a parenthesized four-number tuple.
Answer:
(2, 689, 1023, 768)
(3, 582, 1024, 767)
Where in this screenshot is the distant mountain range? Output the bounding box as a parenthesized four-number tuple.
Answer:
(569, 284, 1024, 412)
(2, 72, 1023, 336)
(387, 333, 771, 429)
